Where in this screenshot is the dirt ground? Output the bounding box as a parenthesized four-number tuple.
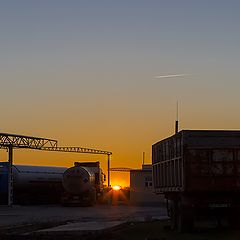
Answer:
(1, 205, 239, 240)
(1, 220, 240, 240)
(0, 204, 167, 239)
(0, 204, 167, 226)
(109, 220, 240, 240)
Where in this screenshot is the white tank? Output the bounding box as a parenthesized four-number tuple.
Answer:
(62, 166, 96, 195)
(13, 165, 67, 189)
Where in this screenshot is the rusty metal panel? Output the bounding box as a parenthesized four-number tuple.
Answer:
(186, 148, 240, 191)
(152, 130, 240, 193)
(183, 130, 240, 148)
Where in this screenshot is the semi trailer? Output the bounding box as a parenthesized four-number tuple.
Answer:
(152, 130, 240, 231)
(0, 164, 66, 204)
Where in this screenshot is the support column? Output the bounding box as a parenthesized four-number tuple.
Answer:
(8, 145, 13, 206)
(107, 154, 110, 187)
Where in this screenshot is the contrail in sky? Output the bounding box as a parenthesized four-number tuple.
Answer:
(154, 74, 191, 79)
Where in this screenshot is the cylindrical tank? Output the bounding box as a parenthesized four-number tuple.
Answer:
(62, 166, 95, 195)
(12, 165, 67, 203)
(13, 165, 67, 189)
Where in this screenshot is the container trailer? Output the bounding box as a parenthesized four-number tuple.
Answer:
(152, 130, 240, 231)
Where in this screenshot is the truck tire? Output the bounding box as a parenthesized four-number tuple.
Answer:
(228, 206, 240, 228)
(169, 200, 178, 230)
(89, 189, 97, 206)
(177, 204, 194, 233)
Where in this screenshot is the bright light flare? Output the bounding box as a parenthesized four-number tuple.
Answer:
(112, 185, 121, 191)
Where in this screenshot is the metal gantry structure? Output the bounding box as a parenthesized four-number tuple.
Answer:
(40, 146, 111, 155)
(109, 167, 133, 172)
(0, 133, 112, 206)
(0, 133, 58, 149)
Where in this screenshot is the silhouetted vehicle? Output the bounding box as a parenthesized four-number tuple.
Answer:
(0, 164, 66, 204)
(0, 162, 105, 206)
(152, 130, 240, 232)
(61, 161, 105, 206)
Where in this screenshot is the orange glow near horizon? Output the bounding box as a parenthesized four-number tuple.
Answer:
(109, 172, 130, 187)
(1, 1, 240, 192)
(112, 185, 121, 191)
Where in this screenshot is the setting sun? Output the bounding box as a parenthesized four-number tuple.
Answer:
(112, 185, 121, 191)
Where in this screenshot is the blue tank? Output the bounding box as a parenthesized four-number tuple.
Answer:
(0, 162, 9, 204)
(0, 163, 67, 204)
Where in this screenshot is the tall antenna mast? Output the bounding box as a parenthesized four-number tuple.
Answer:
(142, 152, 145, 165)
(175, 101, 179, 134)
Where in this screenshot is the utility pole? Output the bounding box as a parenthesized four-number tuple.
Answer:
(107, 154, 111, 187)
(8, 145, 13, 206)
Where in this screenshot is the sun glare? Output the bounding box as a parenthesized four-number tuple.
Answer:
(112, 185, 121, 191)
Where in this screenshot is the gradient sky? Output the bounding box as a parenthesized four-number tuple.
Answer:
(1, 1, 240, 186)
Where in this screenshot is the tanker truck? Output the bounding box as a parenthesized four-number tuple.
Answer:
(61, 161, 105, 206)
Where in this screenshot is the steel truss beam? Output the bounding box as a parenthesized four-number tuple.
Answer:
(110, 167, 132, 172)
(0, 133, 57, 149)
(41, 146, 112, 155)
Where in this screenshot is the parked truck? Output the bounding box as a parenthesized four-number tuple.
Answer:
(152, 130, 240, 231)
(61, 161, 105, 206)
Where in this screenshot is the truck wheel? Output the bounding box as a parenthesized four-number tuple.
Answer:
(169, 200, 178, 230)
(89, 189, 97, 206)
(177, 205, 194, 233)
(228, 207, 240, 228)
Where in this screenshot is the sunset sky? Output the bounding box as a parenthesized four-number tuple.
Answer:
(1, 1, 240, 186)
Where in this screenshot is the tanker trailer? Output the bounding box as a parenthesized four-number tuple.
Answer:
(61, 161, 104, 206)
(0, 163, 67, 204)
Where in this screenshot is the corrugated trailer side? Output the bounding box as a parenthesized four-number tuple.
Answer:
(0, 162, 9, 205)
(152, 131, 184, 193)
(184, 130, 240, 192)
